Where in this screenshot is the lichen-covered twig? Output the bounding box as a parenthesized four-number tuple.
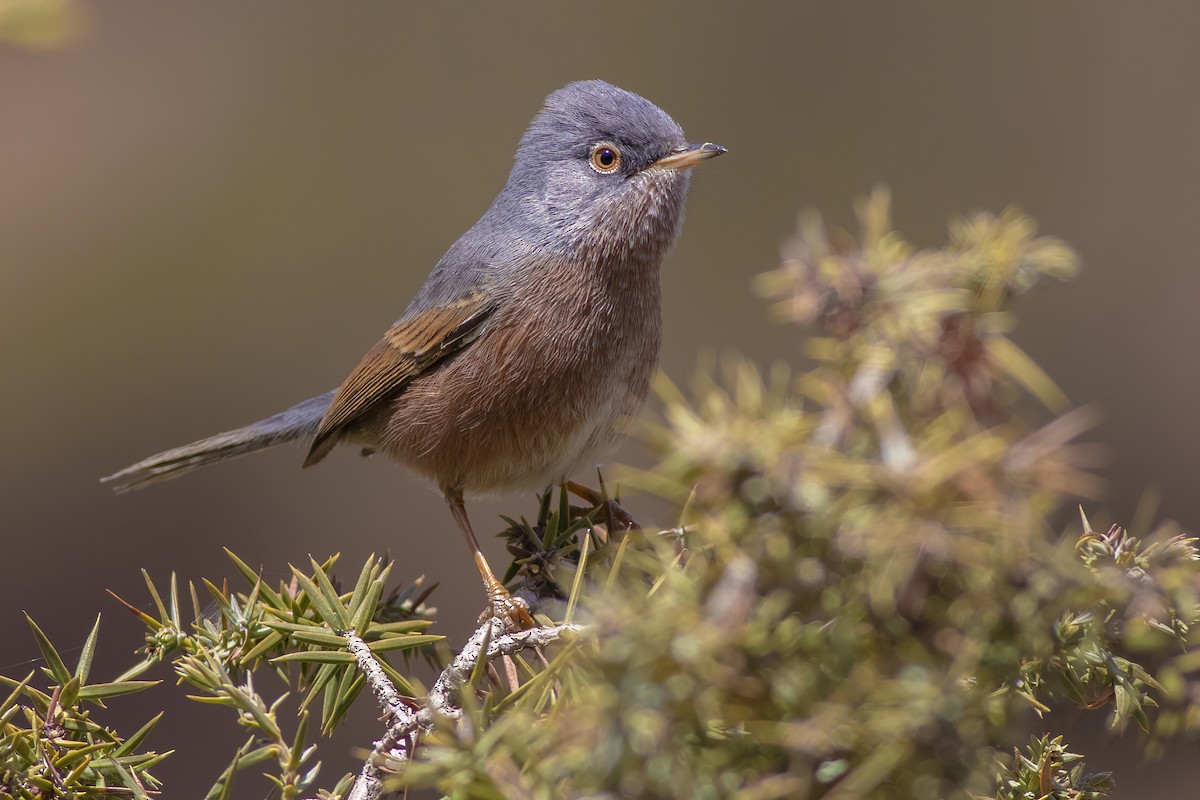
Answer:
(344, 620, 584, 800)
(344, 631, 409, 722)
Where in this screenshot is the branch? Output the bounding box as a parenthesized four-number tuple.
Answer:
(344, 631, 410, 722)
(343, 621, 584, 800)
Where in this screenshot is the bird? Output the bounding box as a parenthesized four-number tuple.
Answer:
(103, 80, 726, 629)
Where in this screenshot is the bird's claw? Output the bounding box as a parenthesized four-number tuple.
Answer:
(480, 584, 535, 631)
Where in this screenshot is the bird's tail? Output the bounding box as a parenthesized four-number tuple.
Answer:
(101, 390, 336, 493)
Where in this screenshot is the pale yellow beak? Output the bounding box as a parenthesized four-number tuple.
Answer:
(650, 142, 728, 171)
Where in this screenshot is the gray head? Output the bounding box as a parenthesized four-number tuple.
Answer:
(494, 80, 725, 266)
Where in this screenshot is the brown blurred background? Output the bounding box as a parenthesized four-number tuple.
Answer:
(1, 2, 1197, 796)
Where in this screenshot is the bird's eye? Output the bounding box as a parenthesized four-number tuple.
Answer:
(589, 144, 621, 174)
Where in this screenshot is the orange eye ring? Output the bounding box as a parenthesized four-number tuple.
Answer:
(590, 143, 621, 174)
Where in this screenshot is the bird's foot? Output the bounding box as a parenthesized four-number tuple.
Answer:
(479, 581, 535, 632)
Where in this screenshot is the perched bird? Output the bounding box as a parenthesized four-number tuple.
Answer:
(104, 80, 726, 629)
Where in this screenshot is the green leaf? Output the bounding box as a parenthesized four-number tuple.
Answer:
(300, 663, 340, 713)
(324, 671, 365, 733)
(112, 712, 164, 758)
(348, 554, 379, 619)
(77, 680, 160, 701)
(190, 580, 203, 623)
(204, 738, 252, 800)
(261, 619, 329, 634)
(168, 572, 182, 629)
(24, 612, 71, 686)
(468, 624, 496, 690)
(350, 561, 392, 634)
(565, 533, 592, 625)
(289, 565, 344, 630)
(111, 761, 151, 800)
(110, 657, 162, 684)
(264, 620, 350, 647)
(58, 675, 81, 708)
(368, 634, 444, 653)
(0, 672, 54, 712)
(308, 555, 353, 630)
(224, 548, 287, 610)
(141, 569, 169, 622)
(554, 484, 572, 549)
(321, 664, 340, 729)
(0, 671, 33, 718)
(986, 335, 1069, 411)
(369, 619, 435, 635)
(239, 629, 286, 665)
(298, 762, 323, 791)
(492, 641, 580, 715)
(54, 740, 110, 769)
(329, 773, 356, 798)
(285, 630, 351, 648)
(74, 613, 102, 684)
(201, 578, 236, 624)
(187, 694, 240, 706)
(603, 533, 633, 597)
(105, 588, 163, 630)
(289, 709, 310, 772)
(376, 656, 417, 697)
(272, 651, 356, 664)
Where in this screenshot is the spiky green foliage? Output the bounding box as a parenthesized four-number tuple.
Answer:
(3, 553, 439, 798)
(4, 191, 1199, 799)
(0, 614, 165, 799)
(396, 190, 1200, 799)
(993, 735, 1114, 800)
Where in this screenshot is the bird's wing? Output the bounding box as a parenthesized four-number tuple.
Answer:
(302, 289, 496, 467)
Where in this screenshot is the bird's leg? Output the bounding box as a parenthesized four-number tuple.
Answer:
(444, 488, 535, 631)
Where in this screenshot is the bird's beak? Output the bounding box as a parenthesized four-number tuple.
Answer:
(650, 142, 728, 171)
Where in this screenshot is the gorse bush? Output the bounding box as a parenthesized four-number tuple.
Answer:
(3, 190, 1198, 799)
(400, 189, 1200, 799)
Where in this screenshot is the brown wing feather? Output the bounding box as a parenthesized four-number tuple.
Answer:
(302, 291, 495, 467)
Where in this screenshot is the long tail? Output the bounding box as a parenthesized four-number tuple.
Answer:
(102, 390, 336, 493)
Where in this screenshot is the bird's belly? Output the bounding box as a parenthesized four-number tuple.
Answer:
(365, 294, 660, 495)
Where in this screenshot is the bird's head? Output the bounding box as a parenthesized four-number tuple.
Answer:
(500, 80, 725, 267)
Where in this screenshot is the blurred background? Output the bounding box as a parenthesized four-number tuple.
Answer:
(1, 1, 1197, 796)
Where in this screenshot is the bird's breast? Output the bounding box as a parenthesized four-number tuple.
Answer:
(373, 253, 662, 494)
